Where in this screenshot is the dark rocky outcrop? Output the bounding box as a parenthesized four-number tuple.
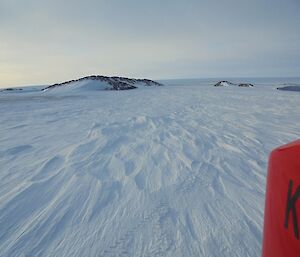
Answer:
(214, 81, 254, 87)
(214, 81, 235, 87)
(42, 75, 163, 91)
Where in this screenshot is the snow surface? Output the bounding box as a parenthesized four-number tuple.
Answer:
(1, 83, 300, 257)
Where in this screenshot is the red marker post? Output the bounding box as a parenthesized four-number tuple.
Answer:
(262, 140, 300, 257)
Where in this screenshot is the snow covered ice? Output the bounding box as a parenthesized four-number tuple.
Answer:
(0, 81, 300, 257)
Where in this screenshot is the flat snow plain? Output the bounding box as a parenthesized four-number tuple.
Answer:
(0, 83, 300, 257)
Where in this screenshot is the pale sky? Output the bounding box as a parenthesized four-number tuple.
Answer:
(0, 0, 299, 87)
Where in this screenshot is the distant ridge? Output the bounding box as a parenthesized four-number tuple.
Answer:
(277, 85, 300, 92)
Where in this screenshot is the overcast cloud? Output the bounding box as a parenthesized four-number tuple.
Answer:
(0, 0, 299, 87)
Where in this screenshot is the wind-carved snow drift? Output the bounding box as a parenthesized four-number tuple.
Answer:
(42, 75, 163, 92)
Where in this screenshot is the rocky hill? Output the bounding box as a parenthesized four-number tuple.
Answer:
(214, 81, 254, 87)
(42, 75, 163, 92)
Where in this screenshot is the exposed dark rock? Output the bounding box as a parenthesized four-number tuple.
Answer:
(214, 81, 236, 87)
(238, 83, 254, 87)
(42, 75, 163, 91)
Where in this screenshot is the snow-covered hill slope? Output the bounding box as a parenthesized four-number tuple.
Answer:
(42, 75, 163, 93)
(0, 84, 299, 257)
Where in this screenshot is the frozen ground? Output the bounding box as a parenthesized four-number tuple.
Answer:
(0, 82, 300, 257)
